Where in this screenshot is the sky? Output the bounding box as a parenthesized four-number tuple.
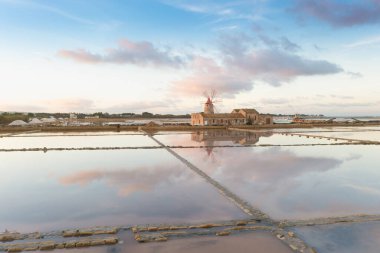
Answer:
(0, 0, 380, 116)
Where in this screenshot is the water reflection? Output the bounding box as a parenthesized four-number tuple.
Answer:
(175, 145, 380, 219)
(0, 135, 158, 149)
(50, 231, 293, 253)
(191, 130, 273, 145)
(0, 149, 246, 233)
(294, 221, 380, 253)
(155, 129, 340, 147)
(154, 130, 273, 148)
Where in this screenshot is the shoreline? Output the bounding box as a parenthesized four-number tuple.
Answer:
(1, 122, 380, 134)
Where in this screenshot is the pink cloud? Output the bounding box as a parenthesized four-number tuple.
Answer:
(58, 38, 184, 67)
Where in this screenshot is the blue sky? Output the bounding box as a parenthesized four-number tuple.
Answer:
(0, 0, 380, 116)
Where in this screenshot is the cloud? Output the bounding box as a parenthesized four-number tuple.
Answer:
(260, 98, 290, 105)
(292, 0, 380, 27)
(171, 32, 342, 97)
(161, 0, 265, 23)
(58, 39, 185, 67)
(345, 36, 380, 48)
(228, 49, 342, 85)
(171, 56, 253, 97)
(346, 71, 363, 78)
(280, 37, 301, 52)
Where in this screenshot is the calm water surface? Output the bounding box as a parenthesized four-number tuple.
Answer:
(0, 134, 158, 149)
(44, 231, 293, 253)
(0, 149, 247, 232)
(175, 145, 380, 219)
(154, 130, 339, 146)
(293, 221, 380, 253)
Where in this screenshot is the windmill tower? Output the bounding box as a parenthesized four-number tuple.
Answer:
(203, 89, 220, 114)
(204, 97, 214, 114)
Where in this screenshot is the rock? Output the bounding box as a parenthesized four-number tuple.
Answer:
(198, 224, 214, 229)
(93, 228, 118, 235)
(134, 234, 144, 242)
(147, 227, 158, 232)
(75, 240, 91, 247)
(64, 241, 76, 248)
(7, 247, 23, 252)
(0, 236, 15, 242)
(104, 237, 118, 245)
(236, 221, 247, 226)
(216, 231, 230, 236)
(230, 226, 245, 231)
(78, 230, 93, 237)
(169, 226, 187, 230)
(157, 227, 170, 231)
(24, 246, 39, 251)
(276, 234, 285, 240)
(0, 233, 19, 242)
(289, 244, 298, 251)
(288, 231, 295, 237)
(62, 230, 78, 237)
(39, 241, 55, 251)
(54, 243, 65, 249)
(90, 239, 106, 246)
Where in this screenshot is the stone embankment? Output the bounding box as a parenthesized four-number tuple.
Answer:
(0, 228, 119, 252)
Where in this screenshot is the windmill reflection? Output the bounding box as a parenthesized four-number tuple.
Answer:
(191, 130, 273, 161)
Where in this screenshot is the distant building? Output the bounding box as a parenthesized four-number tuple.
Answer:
(191, 98, 273, 126)
(69, 113, 77, 119)
(191, 113, 246, 126)
(84, 115, 100, 119)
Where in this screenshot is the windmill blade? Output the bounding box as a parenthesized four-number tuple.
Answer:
(210, 89, 217, 99)
(214, 104, 220, 113)
(212, 98, 223, 104)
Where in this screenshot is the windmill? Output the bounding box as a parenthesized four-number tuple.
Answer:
(202, 89, 222, 114)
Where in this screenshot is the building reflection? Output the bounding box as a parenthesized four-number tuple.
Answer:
(191, 130, 273, 146)
(191, 130, 273, 158)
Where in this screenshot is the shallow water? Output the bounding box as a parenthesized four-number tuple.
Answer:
(0, 149, 247, 233)
(175, 145, 380, 220)
(303, 130, 380, 142)
(1, 128, 380, 252)
(293, 221, 380, 253)
(154, 130, 340, 146)
(0, 134, 158, 149)
(44, 231, 293, 253)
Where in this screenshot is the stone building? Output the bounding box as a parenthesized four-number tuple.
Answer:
(191, 100, 273, 126)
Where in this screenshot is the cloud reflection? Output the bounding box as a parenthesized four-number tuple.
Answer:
(60, 164, 184, 197)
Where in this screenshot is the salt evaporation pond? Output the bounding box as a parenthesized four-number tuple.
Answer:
(302, 130, 380, 142)
(48, 231, 293, 253)
(174, 145, 380, 220)
(0, 134, 158, 149)
(0, 149, 247, 233)
(2, 129, 380, 253)
(293, 221, 380, 253)
(154, 130, 341, 147)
